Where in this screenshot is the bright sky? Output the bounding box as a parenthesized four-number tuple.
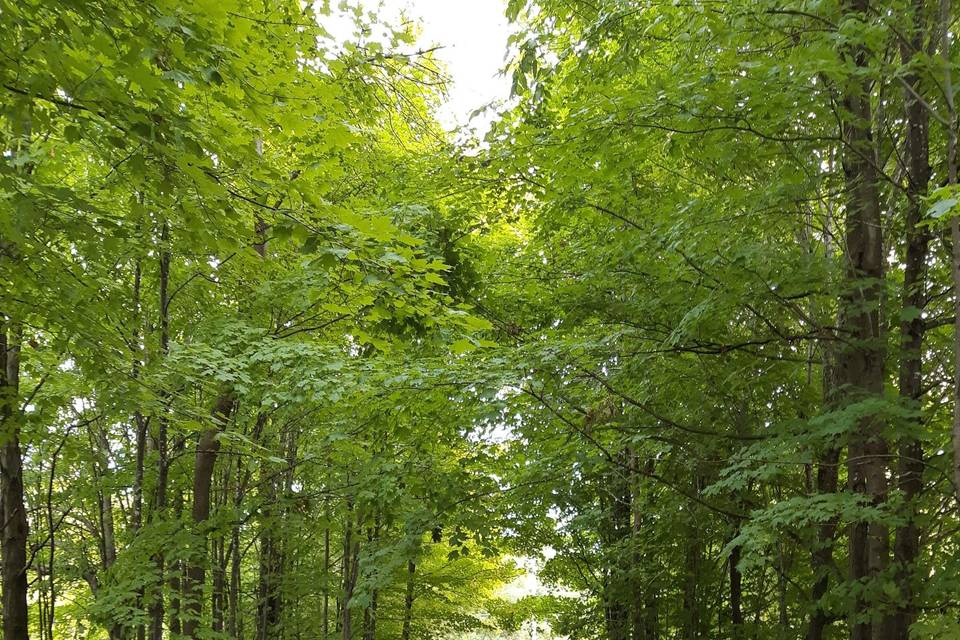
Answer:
(327, 1, 513, 132)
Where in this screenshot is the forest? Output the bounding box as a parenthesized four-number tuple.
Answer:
(3, 0, 960, 638)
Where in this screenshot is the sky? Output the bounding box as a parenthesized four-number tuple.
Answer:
(327, 0, 514, 132)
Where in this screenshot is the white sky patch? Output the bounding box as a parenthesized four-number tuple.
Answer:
(324, 1, 513, 133)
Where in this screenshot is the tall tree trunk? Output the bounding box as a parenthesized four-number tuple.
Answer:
(808, 443, 840, 640)
(362, 516, 381, 640)
(807, 193, 842, 640)
(837, 0, 890, 636)
(941, 0, 960, 508)
(228, 520, 241, 640)
(212, 536, 226, 634)
(600, 450, 630, 640)
(132, 256, 148, 640)
(228, 455, 245, 640)
(682, 526, 701, 640)
(169, 490, 184, 638)
(323, 509, 331, 640)
(46, 432, 72, 640)
(631, 458, 657, 640)
(182, 394, 234, 639)
(1, 320, 29, 640)
(778, 542, 789, 629)
(893, 2, 932, 636)
(682, 477, 702, 640)
(150, 220, 172, 640)
(1, 100, 30, 640)
(92, 425, 123, 640)
(341, 498, 359, 640)
(255, 492, 282, 640)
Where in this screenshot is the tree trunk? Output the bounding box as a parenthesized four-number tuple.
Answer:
(169, 490, 184, 638)
(729, 541, 744, 636)
(213, 536, 226, 634)
(682, 477, 702, 640)
(600, 450, 630, 640)
(92, 425, 123, 639)
(323, 511, 331, 640)
(341, 498, 359, 640)
(893, 2, 932, 636)
(362, 517, 380, 640)
(229, 454, 245, 640)
(1, 320, 29, 640)
(631, 458, 657, 640)
(836, 0, 890, 636)
(182, 394, 234, 639)
(1, 102, 30, 640)
(150, 220, 172, 640)
(941, 0, 960, 509)
(400, 559, 415, 640)
(255, 502, 282, 640)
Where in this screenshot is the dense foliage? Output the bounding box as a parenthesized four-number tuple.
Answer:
(3, 0, 960, 639)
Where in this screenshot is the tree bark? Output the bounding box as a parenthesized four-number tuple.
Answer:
(1, 320, 29, 640)
(682, 476, 702, 640)
(807, 445, 840, 640)
(362, 516, 381, 640)
(1, 100, 30, 640)
(149, 220, 172, 640)
(182, 394, 234, 639)
(323, 508, 331, 640)
(600, 450, 630, 640)
(893, 2, 932, 636)
(131, 256, 148, 640)
(341, 498, 359, 640)
(941, 0, 960, 509)
(836, 0, 890, 636)
(255, 488, 282, 640)
(631, 458, 657, 640)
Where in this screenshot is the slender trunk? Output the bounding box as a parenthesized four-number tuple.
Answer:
(132, 257, 147, 640)
(682, 527, 701, 640)
(210, 462, 226, 635)
(341, 498, 358, 640)
(1, 320, 28, 640)
(228, 525, 241, 639)
(941, 0, 960, 509)
(778, 543, 789, 629)
(132, 258, 146, 533)
(150, 221, 172, 640)
(808, 203, 841, 640)
(682, 477, 702, 640)
(256, 416, 283, 640)
(182, 394, 234, 639)
(255, 498, 281, 640)
(1, 101, 30, 640)
(808, 444, 840, 640)
(729, 541, 743, 636)
(631, 459, 657, 640)
(600, 450, 630, 640)
(894, 3, 932, 636)
(92, 426, 123, 640)
(169, 490, 184, 638)
(228, 456, 244, 640)
(46, 434, 69, 640)
(213, 536, 226, 634)
(400, 559, 415, 640)
(323, 509, 331, 640)
(362, 516, 380, 640)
